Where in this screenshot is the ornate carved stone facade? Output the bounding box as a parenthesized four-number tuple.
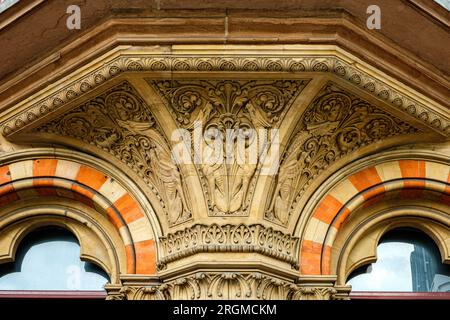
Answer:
(0, 6, 448, 299)
(36, 82, 192, 226)
(150, 79, 308, 216)
(265, 83, 419, 225)
(105, 273, 341, 300)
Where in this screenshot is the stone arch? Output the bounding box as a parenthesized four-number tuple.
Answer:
(0, 205, 125, 284)
(299, 155, 450, 275)
(333, 207, 450, 286)
(0, 149, 161, 275)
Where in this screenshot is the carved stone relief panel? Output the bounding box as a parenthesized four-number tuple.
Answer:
(265, 82, 420, 226)
(36, 81, 192, 226)
(149, 79, 309, 216)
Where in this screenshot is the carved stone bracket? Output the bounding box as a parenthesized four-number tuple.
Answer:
(158, 223, 300, 270)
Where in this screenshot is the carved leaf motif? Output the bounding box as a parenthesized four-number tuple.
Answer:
(36, 81, 192, 226)
(158, 223, 300, 270)
(111, 272, 341, 300)
(204, 224, 226, 244)
(266, 83, 419, 226)
(151, 79, 309, 216)
(231, 224, 253, 245)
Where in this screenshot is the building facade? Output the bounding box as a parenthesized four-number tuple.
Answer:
(0, 0, 449, 299)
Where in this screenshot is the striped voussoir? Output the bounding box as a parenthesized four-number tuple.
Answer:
(300, 160, 450, 275)
(0, 159, 156, 274)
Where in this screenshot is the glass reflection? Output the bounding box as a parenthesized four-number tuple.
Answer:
(434, 0, 450, 11)
(0, 0, 20, 14)
(0, 228, 110, 291)
(347, 228, 450, 292)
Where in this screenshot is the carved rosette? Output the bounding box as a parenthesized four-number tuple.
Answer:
(265, 83, 419, 226)
(150, 79, 308, 216)
(158, 223, 300, 270)
(36, 81, 192, 226)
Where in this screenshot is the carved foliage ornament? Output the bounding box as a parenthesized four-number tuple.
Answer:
(265, 83, 419, 226)
(106, 272, 340, 300)
(2, 56, 447, 139)
(36, 82, 192, 226)
(150, 79, 308, 216)
(158, 223, 300, 269)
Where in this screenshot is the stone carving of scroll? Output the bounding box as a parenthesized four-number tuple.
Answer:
(37, 82, 191, 225)
(265, 83, 418, 225)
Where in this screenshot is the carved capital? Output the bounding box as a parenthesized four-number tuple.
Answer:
(291, 287, 338, 300)
(160, 272, 298, 300)
(107, 273, 346, 300)
(106, 285, 169, 300)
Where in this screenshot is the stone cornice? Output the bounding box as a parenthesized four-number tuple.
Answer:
(1, 5, 449, 104)
(407, 0, 450, 29)
(0, 0, 45, 31)
(0, 47, 448, 139)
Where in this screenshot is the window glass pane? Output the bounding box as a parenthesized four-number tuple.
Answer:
(0, 228, 109, 291)
(434, 0, 450, 11)
(347, 228, 450, 292)
(0, 0, 20, 14)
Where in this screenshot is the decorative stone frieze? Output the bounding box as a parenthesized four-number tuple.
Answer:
(36, 81, 192, 226)
(3, 54, 447, 141)
(265, 82, 420, 226)
(105, 272, 345, 300)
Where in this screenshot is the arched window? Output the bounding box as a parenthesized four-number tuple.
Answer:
(347, 228, 450, 292)
(0, 227, 110, 292)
